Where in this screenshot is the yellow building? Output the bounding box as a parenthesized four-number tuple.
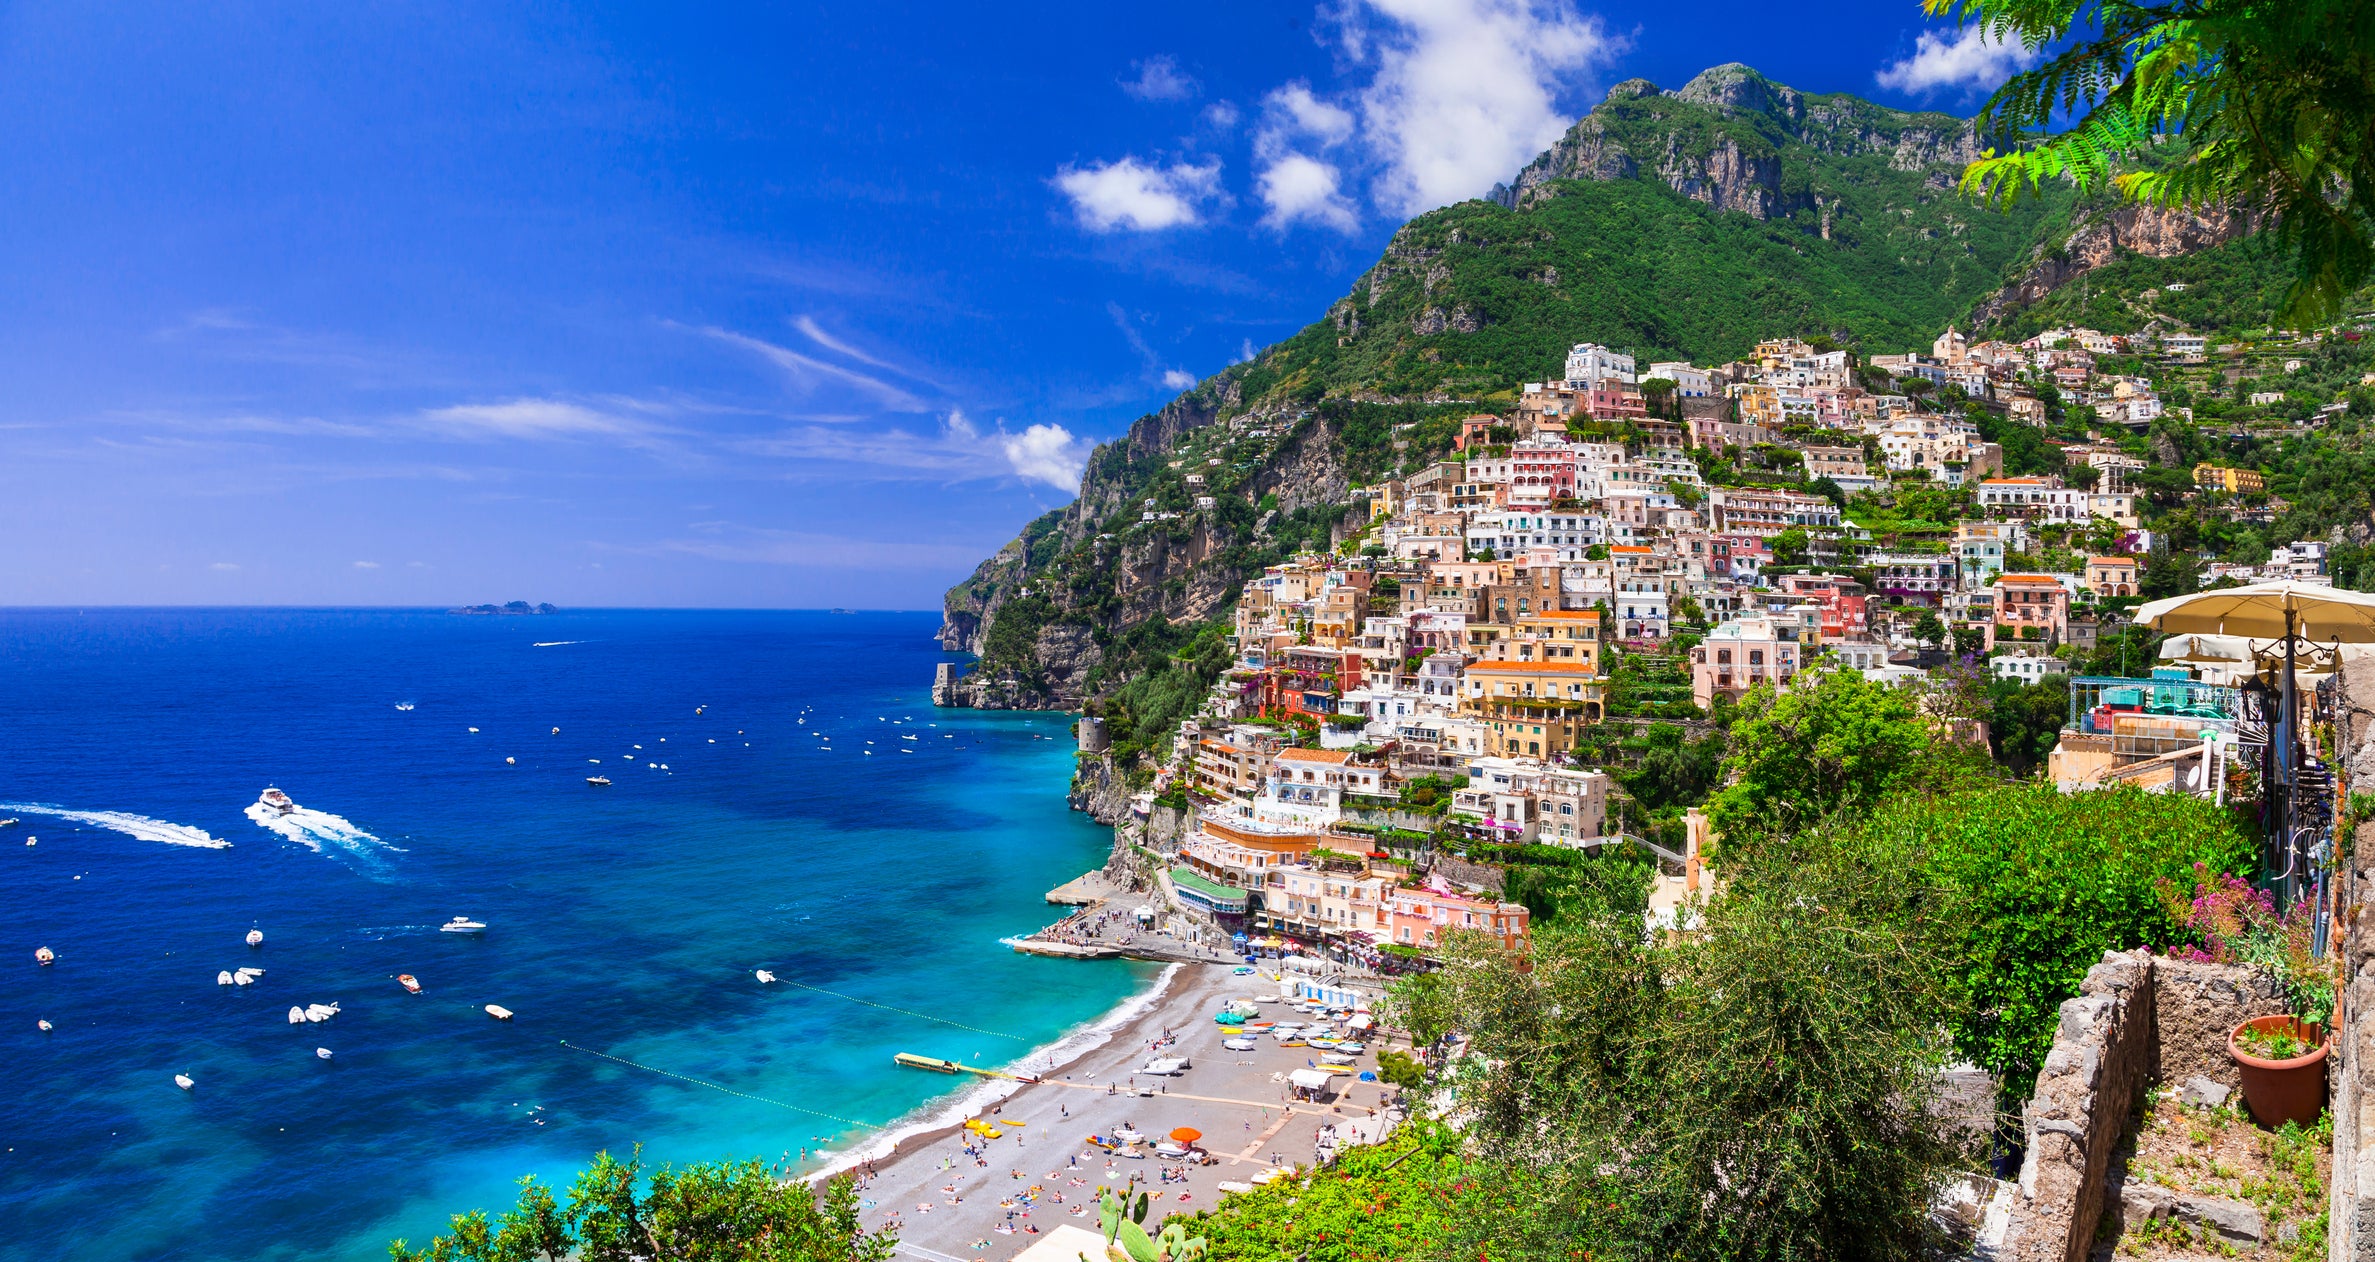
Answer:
(1462, 659, 1606, 757)
(2193, 463, 2265, 494)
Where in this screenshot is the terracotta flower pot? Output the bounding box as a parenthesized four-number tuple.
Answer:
(2228, 1015, 2328, 1129)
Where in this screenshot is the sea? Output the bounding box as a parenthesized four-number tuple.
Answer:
(0, 608, 1153, 1262)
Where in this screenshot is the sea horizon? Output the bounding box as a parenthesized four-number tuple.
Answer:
(0, 607, 1142, 1262)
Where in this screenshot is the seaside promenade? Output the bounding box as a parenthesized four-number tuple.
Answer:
(845, 963, 1403, 1261)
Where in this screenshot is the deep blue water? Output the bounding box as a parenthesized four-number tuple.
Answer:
(0, 608, 1147, 1262)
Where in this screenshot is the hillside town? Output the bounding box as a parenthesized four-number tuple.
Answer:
(1084, 317, 2361, 973)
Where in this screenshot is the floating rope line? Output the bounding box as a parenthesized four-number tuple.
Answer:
(770, 977, 1029, 1042)
(558, 1040, 883, 1130)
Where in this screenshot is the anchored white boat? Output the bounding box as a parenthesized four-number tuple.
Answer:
(484, 1004, 514, 1021)
(755, 970, 776, 984)
(315, 1048, 333, 1060)
(174, 1074, 194, 1091)
(441, 917, 486, 934)
(395, 702, 415, 711)
(36, 1019, 52, 1032)
(217, 970, 235, 986)
(586, 776, 611, 786)
(398, 974, 422, 994)
(288, 1006, 306, 1024)
(256, 787, 296, 815)
(34, 946, 55, 966)
(303, 1003, 339, 1023)
(246, 928, 265, 947)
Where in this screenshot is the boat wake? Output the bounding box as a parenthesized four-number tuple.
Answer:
(0, 802, 231, 849)
(530, 640, 584, 647)
(245, 802, 399, 861)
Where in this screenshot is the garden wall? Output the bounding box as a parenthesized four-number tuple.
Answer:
(1994, 949, 2289, 1262)
(2334, 656, 2375, 1261)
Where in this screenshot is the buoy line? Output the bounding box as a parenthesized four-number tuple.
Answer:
(557, 1040, 882, 1130)
(768, 977, 1028, 1042)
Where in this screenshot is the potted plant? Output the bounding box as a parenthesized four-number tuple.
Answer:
(2159, 864, 2338, 1128)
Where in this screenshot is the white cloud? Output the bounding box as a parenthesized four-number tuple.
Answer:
(792, 315, 903, 372)
(1236, 339, 1258, 364)
(696, 326, 929, 412)
(1877, 25, 2042, 97)
(1202, 100, 1241, 129)
(1347, 0, 1624, 216)
(1002, 423, 1088, 490)
(1162, 369, 1198, 389)
(1261, 83, 1357, 151)
(1053, 157, 1224, 232)
(210, 562, 239, 571)
(420, 398, 645, 438)
(1121, 56, 1198, 101)
(1257, 154, 1361, 231)
(353, 560, 380, 569)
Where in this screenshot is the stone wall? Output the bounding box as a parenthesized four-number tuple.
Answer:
(2337, 655, 2375, 1260)
(2001, 950, 2158, 1262)
(2152, 955, 2288, 1091)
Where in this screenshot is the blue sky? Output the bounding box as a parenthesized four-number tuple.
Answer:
(0, 1, 2040, 609)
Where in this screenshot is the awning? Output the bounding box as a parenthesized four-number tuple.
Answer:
(1289, 1069, 1334, 1090)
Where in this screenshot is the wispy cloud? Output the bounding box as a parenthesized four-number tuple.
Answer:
(1053, 157, 1226, 232)
(792, 315, 908, 374)
(418, 398, 653, 439)
(353, 560, 381, 569)
(1876, 25, 2042, 97)
(695, 325, 930, 412)
(1121, 56, 1199, 102)
(639, 524, 995, 570)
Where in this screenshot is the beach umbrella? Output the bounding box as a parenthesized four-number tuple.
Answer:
(1169, 1127, 1201, 1143)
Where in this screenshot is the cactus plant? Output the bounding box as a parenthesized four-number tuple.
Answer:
(1133, 1191, 1149, 1225)
(1099, 1191, 1123, 1244)
(1156, 1222, 1208, 1262)
(1115, 1218, 1159, 1262)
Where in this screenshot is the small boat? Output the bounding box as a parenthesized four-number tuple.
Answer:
(695, 706, 705, 715)
(34, 947, 55, 966)
(315, 1048, 334, 1060)
(505, 757, 516, 765)
(484, 1004, 514, 1021)
(550, 727, 560, 735)
(218, 970, 235, 986)
(395, 702, 415, 711)
(586, 776, 611, 786)
(441, 917, 486, 934)
(257, 787, 297, 815)
(234, 972, 255, 987)
(469, 727, 479, 733)
(303, 1003, 339, 1022)
(397, 974, 421, 994)
(755, 970, 776, 984)
(175, 1074, 194, 1091)
(288, 1006, 306, 1024)
(246, 928, 265, 948)
(237, 967, 264, 979)
(36, 1019, 52, 1032)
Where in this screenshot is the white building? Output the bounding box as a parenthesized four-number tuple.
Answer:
(1563, 343, 1637, 387)
(1645, 362, 1713, 397)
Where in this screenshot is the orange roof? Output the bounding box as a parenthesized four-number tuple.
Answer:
(1983, 477, 2048, 485)
(2089, 556, 2136, 566)
(1996, 573, 2064, 586)
(1275, 748, 1354, 764)
(1526, 609, 1602, 620)
(1610, 545, 1653, 554)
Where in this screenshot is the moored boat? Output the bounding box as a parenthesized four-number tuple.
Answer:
(174, 1074, 194, 1091)
(397, 974, 421, 994)
(440, 917, 486, 934)
(586, 776, 611, 786)
(218, 970, 235, 986)
(484, 1004, 514, 1021)
(288, 1006, 306, 1025)
(247, 928, 264, 947)
(315, 1047, 333, 1060)
(34, 946, 55, 966)
(755, 970, 776, 984)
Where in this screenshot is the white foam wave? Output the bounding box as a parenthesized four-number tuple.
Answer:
(531, 640, 584, 647)
(245, 803, 394, 856)
(0, 803, 231, 849)
(808, 963, 1183, 1181)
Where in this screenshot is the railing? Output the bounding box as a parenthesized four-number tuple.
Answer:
(2067, 675, 2242, 732)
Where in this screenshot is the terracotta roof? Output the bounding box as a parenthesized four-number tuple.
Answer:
(1466, 660, 1604, 675)
(1526, 610, 1602, 620)
(2089, 556, 2136, 566)
(1996, 573, 2064, 586)
(1275, 748, 1354, 764)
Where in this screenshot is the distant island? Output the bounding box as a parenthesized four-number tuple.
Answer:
(447, 602, 559, 616)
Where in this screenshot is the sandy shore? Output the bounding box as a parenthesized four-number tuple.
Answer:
(833, 961, 1403, 1260)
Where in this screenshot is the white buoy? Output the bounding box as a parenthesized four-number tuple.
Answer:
(175, 1074, 194, 1091)
(217, 971, 234, 986)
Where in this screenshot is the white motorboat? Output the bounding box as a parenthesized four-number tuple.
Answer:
(1321, 1052, 1356, 1065)
(586, 776, 612, 786)
(303, 1003, 338, 1022)
(257, 787, 297, 815)
(441, 917, 486, 934)
(36, 1019, 51, 1032)
(236, 967, 264, 979)
(315, 1048, 334, 1060)
(755, 970, 776, 984)
(217, 970, 235, 986)
(233, 972, 255, 986)
(34, 946, 55, 966)
(175, 1074, 194, 1091)
(484, 1004, 514, 1021)
(395, 702, 415, 711)
(398, 974, 422, 994)
(246, 928, 265, 948)
(288, 1006, 306, 1024)
(1223, 1036, 1258, 1052)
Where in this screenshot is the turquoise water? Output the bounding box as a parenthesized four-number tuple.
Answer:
(0, 608, 1149, 1262)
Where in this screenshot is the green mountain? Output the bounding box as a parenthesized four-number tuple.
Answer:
(935, 64, 2268, 769)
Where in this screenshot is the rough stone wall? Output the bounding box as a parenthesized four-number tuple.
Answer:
(2151, 955, 2289, 1091)
(2002, 950, 2157, 1262)
(2338, 658, 2375, 1259)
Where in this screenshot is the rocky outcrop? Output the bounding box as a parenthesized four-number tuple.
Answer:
(1068, 750, 1129, 824)
(1970, 200, 2258, 327)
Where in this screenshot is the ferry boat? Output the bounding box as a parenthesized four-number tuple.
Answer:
(440, 916, 487, 934)
(256, 787, 297, 815)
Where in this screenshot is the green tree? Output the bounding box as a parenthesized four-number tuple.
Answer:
(1706, 668, 1945, 845)
(1769, 527, 1811, 567)
(1987, 672, 2071, 777)
(1911, 608, 1947, 651)
(390, 1151, 893, 1262)
(1939, 0, 2375, 323)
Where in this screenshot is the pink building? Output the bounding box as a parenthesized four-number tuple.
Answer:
(1384, 883, 1530, 954)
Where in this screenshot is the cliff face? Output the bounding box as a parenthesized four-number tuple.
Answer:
(1969, 199, 2261, 327)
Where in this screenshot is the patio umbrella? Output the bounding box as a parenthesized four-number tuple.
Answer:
(1169, 1127, 1201, 1143)
(2135, 580, 2375, 920)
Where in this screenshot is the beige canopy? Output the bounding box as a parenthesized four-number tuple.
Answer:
(2135, 581, 2375, 643)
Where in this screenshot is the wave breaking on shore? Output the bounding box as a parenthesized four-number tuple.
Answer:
(809, 962, 1185, 1181)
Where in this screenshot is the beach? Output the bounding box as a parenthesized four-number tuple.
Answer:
(831, 961, 1404, 1259)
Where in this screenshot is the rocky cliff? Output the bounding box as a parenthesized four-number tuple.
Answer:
(1969, 199, 2261, 328)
